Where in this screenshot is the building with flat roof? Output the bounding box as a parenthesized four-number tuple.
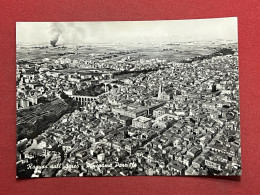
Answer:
(132, 116, 152, 129)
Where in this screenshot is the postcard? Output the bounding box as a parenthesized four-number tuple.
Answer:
(16, 17, 241, 178)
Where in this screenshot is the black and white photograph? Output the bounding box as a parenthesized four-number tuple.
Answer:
(16, 17, 241, 178)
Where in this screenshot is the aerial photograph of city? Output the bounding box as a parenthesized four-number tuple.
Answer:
(16, 17, 241, 178)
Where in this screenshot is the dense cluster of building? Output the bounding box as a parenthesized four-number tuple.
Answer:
(16, 46, 241, 177)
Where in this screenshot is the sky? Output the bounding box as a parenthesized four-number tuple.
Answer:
(16, 17, 238, 44)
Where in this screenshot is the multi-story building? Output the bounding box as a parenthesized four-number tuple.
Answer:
(132, 116, 152, 129)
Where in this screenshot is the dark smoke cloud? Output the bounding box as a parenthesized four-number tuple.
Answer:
(49, 22, 94, 46)
(50, 33, 59, 47)
(49, 23, 65, 47)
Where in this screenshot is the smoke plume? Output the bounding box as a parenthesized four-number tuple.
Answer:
(49, 23, 65, 47)
(49, 22, 94, 46)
